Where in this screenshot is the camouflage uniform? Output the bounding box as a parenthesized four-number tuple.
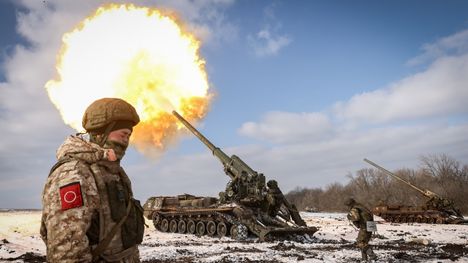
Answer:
(41, 98, 144, 263)
(426, 196, 462, 217)
(265, 182, 283, 218)
(345, 198, 376, 262)
(426, 196, 444, 210)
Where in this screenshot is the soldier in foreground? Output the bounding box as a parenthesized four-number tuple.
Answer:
(345, 198, 377, 262)
(41, 98, 145, 262)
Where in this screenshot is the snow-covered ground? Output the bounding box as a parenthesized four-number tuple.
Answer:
(1, 210, 467, 262)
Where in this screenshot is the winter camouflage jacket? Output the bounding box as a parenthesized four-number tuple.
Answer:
(40, 135, 143, 263)
(347, 203, 374, 230)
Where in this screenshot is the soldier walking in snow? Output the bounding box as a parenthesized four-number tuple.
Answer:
(40, 98, 145, 262)
(345, 197, 377, 262)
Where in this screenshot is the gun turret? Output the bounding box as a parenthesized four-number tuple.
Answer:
(173, 111, 257, 180)
(363, 158, 437, 198)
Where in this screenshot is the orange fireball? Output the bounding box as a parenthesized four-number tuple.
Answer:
(45, 3, 212, 156)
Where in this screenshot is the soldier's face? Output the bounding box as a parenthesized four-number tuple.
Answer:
(108, 128, 132, 146)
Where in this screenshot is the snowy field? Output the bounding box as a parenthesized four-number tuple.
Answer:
(0, 210, 467, 262)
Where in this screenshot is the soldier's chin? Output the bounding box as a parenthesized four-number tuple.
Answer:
(104, 140, 128, 160)
(107, 139, 129, 149)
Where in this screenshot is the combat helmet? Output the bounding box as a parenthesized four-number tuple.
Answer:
(267, 180, 278, 188)
(82, 98, 140, 144)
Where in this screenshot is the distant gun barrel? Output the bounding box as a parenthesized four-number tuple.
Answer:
(363, 158, 437, 198)
(173, 111, 257, 179)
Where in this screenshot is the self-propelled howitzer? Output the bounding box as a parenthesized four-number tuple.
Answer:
(144, 111, 318, 240)
(364, 158, 466, 224)
(173, 111, 306, 225)
(144, 111, 317, 240)
(172, 111, 306, 222)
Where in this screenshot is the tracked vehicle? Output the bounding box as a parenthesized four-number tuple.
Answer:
(372, 204, 465, 224)
(143, 112, 318, 241)
(364, 159, 467, 224)
(143, 194, 317, 240)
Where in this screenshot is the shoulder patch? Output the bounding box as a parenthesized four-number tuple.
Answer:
(59, 182, 83, 210)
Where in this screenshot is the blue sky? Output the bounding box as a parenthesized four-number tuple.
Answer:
(1, 0, 468, 208)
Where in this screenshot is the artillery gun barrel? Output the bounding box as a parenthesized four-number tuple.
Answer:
(173, 111, 234, 179)
(363, 158, 435, 197)
(173, 111, 216, 151)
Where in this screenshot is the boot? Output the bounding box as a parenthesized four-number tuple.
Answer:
(367, 247, 377, 261)
(361, 249, 368, 262)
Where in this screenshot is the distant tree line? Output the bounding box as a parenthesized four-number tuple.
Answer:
(285, 154, 468, 215)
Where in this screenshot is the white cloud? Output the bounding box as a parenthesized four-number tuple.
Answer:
(239, 111, 332, 144)
(140, 0, 238, 46)
(330, 28, 468, 125)
(15, 0, 238, 46)
(258, 123, 468, 191)
(238, 45, 468, 145)
(407, 29, 468, 66)
(249, 29, 291, 57)
(333, 53, 468, 124)
(247, 2, 291, 57)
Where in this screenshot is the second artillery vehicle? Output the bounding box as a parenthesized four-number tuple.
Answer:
(143, 111, 318, 241)
(364, 158, 466, 224)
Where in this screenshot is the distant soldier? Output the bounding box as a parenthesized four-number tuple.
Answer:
(250, 179, 286, 227)
(426, 195, 442, 210)
(265, 180, 283, 218)
(40, 98, 145, 262)
(265, 180, 307, 227)
(344, 198, 377, 262)
(426, 195, 463, 218)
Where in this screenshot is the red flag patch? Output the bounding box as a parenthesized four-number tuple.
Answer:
(59, 182, 83, 210)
